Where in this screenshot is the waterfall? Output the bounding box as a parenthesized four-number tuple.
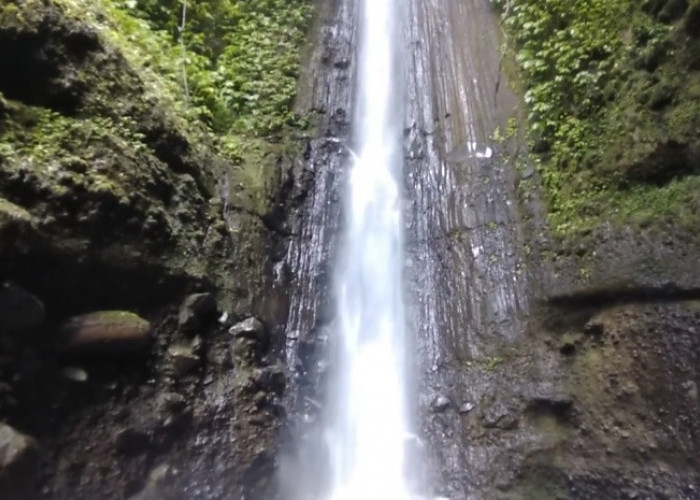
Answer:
(326, 0, 411, 498)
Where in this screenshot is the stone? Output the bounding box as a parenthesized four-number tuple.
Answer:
(0, 423, 40, 499)
(61, 366, 88, 382)
(482, 403, 519, 430)
(218, 311, 231, 325)
(459, 402, 475, 414)
(178, 293, 217, 331)
(0, 283, 45, 332)
(431, 395, 451, 412)
(168, 344, 200, 377)
(208, 342, 233, 370)
(60, 311, 150, 355)
(228, 317, 265, 339)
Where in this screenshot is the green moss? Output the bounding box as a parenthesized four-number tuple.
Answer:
(492, 0, 700, 236)
(2, 105, 144, 159)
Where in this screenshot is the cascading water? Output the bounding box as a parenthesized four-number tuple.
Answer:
(325, 0, 412, 498)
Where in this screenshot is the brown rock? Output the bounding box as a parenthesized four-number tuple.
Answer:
(60, 311, 150, 355)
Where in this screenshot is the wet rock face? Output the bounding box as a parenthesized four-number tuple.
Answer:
(401, 0, 700, 498)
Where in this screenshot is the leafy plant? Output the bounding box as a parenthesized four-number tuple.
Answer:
(492, 0, 698, 234)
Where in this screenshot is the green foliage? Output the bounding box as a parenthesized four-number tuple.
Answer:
(1, 106, 146, 163)
(55, 0, 313, 138)
(493, 0, 700, 234)
(127, 0, 314, 135)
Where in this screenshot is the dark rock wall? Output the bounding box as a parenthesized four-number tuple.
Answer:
(277, 0, 358, 496)
(402, 0, 700, 498)
(403, 0, 542, 495)
(0, 1, 298, 499)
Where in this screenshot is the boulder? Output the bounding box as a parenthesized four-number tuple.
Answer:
(60, 366, 88, 382)
(0, 283, 44, 332)
(60, 311, 150, 355)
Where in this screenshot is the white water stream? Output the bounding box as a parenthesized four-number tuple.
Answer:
(326, 0, 411, 498)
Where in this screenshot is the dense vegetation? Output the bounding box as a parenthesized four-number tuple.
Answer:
(491, 0, 700, 233)
(129, 0, 313, 135)
(0, 0, 314, 219)
(7, 0, 313, 142)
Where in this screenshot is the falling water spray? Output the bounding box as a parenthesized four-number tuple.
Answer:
(325, 0, 412, 498)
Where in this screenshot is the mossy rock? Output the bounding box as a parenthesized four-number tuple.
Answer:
(60, 310, 151, 355)
(0, 1, 233, 313)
